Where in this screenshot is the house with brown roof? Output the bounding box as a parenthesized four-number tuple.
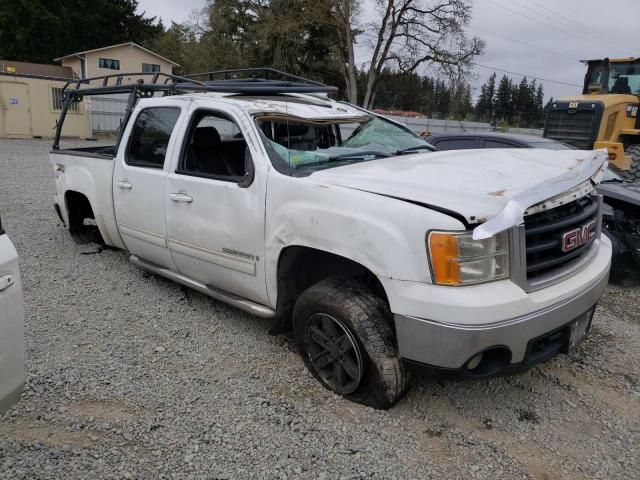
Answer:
(0, 43, 179, 138)
(54, 42, 179, 79)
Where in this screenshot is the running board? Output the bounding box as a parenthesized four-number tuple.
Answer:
(129, 255, 276, 319)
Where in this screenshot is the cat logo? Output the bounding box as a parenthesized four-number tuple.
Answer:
(568, 101, 579, 109)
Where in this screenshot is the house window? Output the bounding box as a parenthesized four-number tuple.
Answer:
(142, 63, 161, 73)
(99, 58, 120, 70)
(51, 87, 79, 112)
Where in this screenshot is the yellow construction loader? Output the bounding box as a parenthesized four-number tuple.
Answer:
(544, 57, 640, 182)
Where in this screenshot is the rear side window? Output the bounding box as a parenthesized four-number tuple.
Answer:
(433, 138, 477, 150)
(126, 107, 181, 168)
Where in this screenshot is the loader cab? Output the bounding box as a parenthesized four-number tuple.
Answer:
(583, 58, 640, 96)
(544, 57, 640, 179)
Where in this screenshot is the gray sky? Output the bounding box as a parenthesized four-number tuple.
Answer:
(138, 0, 640, 101)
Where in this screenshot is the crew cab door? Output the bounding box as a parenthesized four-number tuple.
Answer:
(0, 222, 25, 412)
(165, 106, 268, 304)
(113, 105, 183, 268)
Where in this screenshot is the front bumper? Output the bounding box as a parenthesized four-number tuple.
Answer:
(390, 239, 611, 371)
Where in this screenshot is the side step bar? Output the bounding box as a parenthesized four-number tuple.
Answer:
(129, 255, 276, 319)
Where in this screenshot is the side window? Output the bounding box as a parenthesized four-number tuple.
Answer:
(483, 139, 517, 148)
(433, 138, 477, 150)
(126, 107, 181, 169)
(179, 111, 250, 181)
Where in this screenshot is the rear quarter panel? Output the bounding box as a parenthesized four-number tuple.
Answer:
(51, 151, 125, 249)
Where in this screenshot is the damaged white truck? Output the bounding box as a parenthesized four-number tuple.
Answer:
(50, 69, 611, 409)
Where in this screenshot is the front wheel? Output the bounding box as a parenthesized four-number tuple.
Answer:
(293, 278, 409, 409)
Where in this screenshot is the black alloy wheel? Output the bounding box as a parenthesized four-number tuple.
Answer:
(305, 313, 364, 395)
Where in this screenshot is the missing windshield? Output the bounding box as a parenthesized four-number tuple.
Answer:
(256, 114, 433, 174)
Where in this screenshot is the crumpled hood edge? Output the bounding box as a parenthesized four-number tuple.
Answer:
(472, 149, 609, 240)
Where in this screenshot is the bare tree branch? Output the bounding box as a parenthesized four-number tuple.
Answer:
(331, 0, 484, 108)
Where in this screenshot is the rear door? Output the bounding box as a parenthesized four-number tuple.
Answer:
(0, 221, 25, 412)
(113, 104, 183, 268)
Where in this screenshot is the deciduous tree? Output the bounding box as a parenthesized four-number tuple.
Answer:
(332, 0, 484, 108)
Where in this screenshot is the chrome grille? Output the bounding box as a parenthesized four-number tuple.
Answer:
(524, 195, 601, 283)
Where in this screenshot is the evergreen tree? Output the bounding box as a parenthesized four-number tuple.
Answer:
(494, 75, 512, 123)
(0, 0, 163, 63)
(474, 73, 496, 122)
(476, 71, 545, 127)
(536, 84, 545, 120)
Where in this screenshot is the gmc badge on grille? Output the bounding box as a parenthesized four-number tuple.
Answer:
(561, 220, 597, 252)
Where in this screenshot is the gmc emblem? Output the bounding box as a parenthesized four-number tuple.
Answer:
(561, 220, 597, 252)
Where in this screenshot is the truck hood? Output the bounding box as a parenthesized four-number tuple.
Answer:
(311, 148, 608, 238)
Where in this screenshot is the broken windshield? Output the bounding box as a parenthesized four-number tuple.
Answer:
(257, 115, 433, 174)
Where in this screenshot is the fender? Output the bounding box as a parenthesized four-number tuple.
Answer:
(264, 172, 464, 307)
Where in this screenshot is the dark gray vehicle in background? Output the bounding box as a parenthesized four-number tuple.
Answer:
(425, 131, 575, 151)
(426, 132, 640, 279)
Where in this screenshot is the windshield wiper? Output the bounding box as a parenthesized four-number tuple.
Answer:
(394, 145, 435, 155)
(327, 150, 391, 162)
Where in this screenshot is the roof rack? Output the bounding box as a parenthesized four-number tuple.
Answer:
(184, 67, 327, 85)
(53, 68, 338, 150)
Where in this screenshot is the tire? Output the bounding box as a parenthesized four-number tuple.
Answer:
(293, 277, 409, 409)
(620, 144, 640, 183)
(603, 229, 624, 282)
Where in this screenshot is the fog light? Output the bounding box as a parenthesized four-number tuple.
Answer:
(467, 353, 483, 370)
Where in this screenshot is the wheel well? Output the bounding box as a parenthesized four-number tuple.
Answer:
(64, 191, 103, 244)
(271, 246, 389, 335)
(65, 190, 94, 222)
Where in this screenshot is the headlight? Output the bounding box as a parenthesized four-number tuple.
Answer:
(427, 231, 510, 286)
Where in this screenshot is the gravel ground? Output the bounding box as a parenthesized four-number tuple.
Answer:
(1, 138, 639, 479)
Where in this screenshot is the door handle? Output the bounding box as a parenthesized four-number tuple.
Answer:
(0, 275, 15, 292)
(116, 180, 132, 190)
(169, 193, 193, 203)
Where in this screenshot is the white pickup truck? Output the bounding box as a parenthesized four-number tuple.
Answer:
(51, 70, 611, 408)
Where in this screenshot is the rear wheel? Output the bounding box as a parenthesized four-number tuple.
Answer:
(293, 278, 409, 409)
(620, 144, 640, 183)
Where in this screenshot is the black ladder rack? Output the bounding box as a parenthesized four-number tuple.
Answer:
(53, 68, 338, 150)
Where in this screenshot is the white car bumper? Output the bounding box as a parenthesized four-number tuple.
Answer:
(383, 235, 612, 372)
